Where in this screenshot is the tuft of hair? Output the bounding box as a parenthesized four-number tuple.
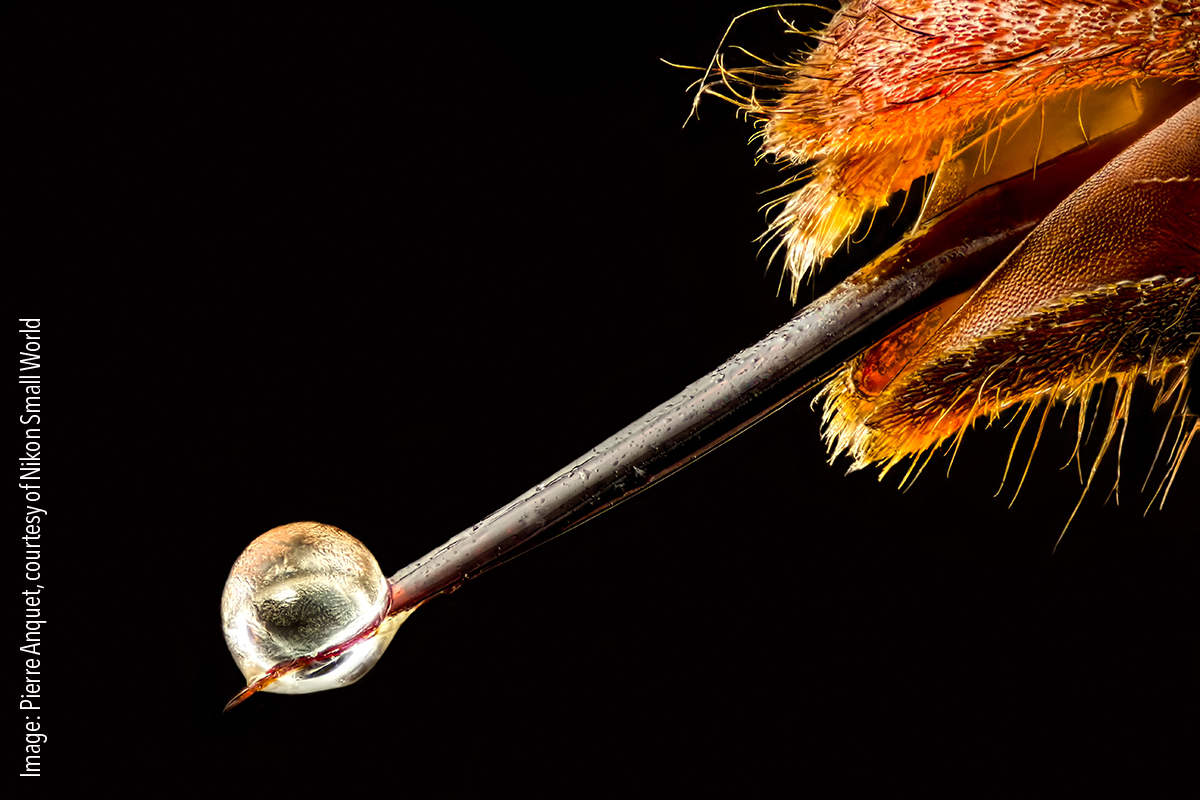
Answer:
(692, 1, 1199, 298)
(816, 275, 1200, 540)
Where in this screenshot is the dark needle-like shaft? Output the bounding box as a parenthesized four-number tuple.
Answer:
(386, 218, 1008, 612)
(384, 87, 1198, 615)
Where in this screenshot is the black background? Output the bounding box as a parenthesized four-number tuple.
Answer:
(8, 1, 1198, 792)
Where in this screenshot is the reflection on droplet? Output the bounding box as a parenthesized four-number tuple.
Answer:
(221, 521, 401, 696)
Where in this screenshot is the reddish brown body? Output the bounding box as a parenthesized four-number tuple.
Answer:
(710, 1, 1199, 508)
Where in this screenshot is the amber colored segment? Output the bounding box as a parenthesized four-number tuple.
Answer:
(917, 81, 1176, 225)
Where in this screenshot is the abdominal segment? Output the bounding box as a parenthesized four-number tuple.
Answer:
(704, 3, 1199, 500)
(821, 275, 1199, 478)
(818, 96, 1200, 487)
(715, 0, 1199, 294)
